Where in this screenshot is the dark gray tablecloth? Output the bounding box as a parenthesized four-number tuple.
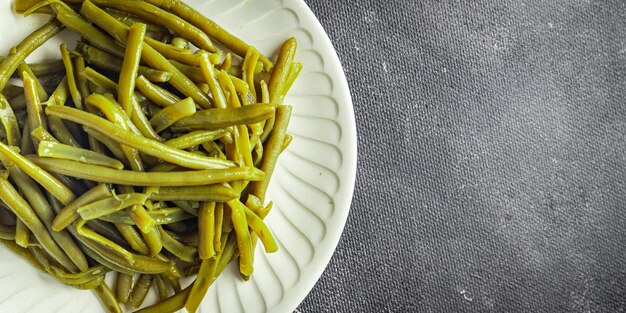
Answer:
(297, 1, 626, 312)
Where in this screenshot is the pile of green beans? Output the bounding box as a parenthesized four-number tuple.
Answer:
(0, 0, 302, 312)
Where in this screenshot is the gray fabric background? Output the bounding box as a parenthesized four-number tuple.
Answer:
(297, 1, 626, 312)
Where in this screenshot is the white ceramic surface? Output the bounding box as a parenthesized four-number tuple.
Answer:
(0, 0, 356, 312)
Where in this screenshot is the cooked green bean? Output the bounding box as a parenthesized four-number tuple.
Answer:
(128, 274, 154, 308)
(114, 223, 150, 255)
(244, 205, 277, 253)
(136, 283, 191, 313)
(199, 52, 227, 109)
(20, 122, 34, 156)
(18, 63, 48, 101)
(136, 75, 180, 107)
(114, 272, 132, 303)
(219, 52, 232, 72)
(144, 0, 274, 70)
(80, 1, 212, 108)
(105, 8, 165, 33)
(38, 141, 124, 169)
(94, 282, 122, 313)
(0, 177, 78, 272)
(268, 37, 297, 104)
(119, 23, 146, 115)
(171, 105, 275, 131)
(164, 130, 227, 150)
(1, 58, 65, 78)
(52, 183, 111, 231)
(28, 157, 263, 186)
(60, 44, 83, 109)
(46, 103, 235, 170)
(83, 127, 128, 163)
(154, 274, 170, 301)
(159, 226, 197, 262)
(227, 199, 252, 275)
(8, 165, 89, 271)
(142, 227, 163, 256)
(77, 193, 148, 220)
(198, 201, 215, 259)
(0, 141, 75, 205)
(150, 97, 196, 133)
(0, 19, 63, 92)
(48, 76, 69, 106)
(149, 185, 237, 202)
(15, 219, 29, 248)
(250, 105, 292, 202)
(79, 43, 171, 83)
(0, 95, 22, 146)
(98, 207, 193, 225)
(51, 3, 124, 58)
(129, 204, 156, 233)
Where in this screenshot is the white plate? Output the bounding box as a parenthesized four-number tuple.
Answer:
(0, 0, 356, 312)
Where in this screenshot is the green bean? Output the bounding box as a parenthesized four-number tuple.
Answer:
(47, 76, 69, 106)
(244, 205, 277, 253)
(268, 37, 297, 104)
(0, 141, 75, 205)
(85, 92, 145, 171)
(154, 274, 170, 301)
(38, 141, 124, 169)
(141, 227, 162, 256)
(0, 177, 78, 272)
(198, 201, 215, 259)
(227, 199, 252, 275)
(128, 274, 154, 308)
(219, 52, 232, 72)
(94, 283, 122, 313)
(60, 44, 82, 109)
(20, 123, 34, 156)
(77, 193, 148, 220)
(0, 19, 63, 92)
(15, 219, 29, 248)
(171, 37, 189, 50)
(9, 164, 89, 271)
(129, 205, 156, 233)
(104, 8, 165, 33)
(74, 55, 91, 103)
(28, 157, 264, 186)
(1, 58, 65, 78)
(164, 130, 227, 150)
(115, 272, 132, 303)
(147, 37, 202, 66)
(46, 103, 235, 170)
(80, 67, 117, 92)
(79, 43, 171, 83)
(250, 105, 292, 202)
(159, 226, 196, 262)
(119, 23, 146, 115)
(282, 62, 303, 98)
(171, 105, 275, 132)
(135, 283, 191, 313)
(51, 3, 124, 58)
(31, 127, 58, 143)
(83, 127, 128, 163)
(185, 254, 218, 313)
(150, 97, 196, 133)
(199, 52, 227, 109)
(135, 75, 180, 107)
(0, 95, 22, 146)
(213, 202, 224, 253)
(130, 95, 164, 142)
(30, 246, 105, 286)
(114, 223, 149, 255)
(80, 1, 212, 108)
(18, 63, 48, 101)
(86, 0, 215, 52)
(98, 207, 193, 225)
(281, 133, 293, 153)
(170, 59, 203, 83)
(52, 183, 110, 231)
(149, 185, 238, 202)
(76, 218, 135, 259)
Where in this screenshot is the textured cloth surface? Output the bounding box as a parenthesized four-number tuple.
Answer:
(297, 1, 626, 312)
